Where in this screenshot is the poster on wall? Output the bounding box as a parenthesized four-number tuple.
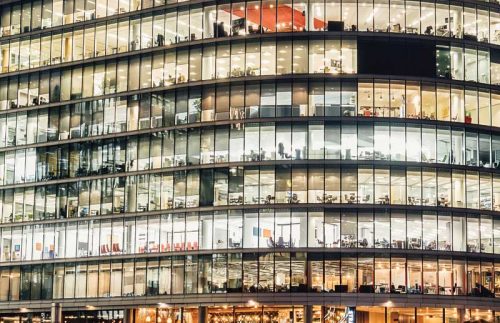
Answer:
(324, 307, 355, 323)
(345, 307, 355, 323)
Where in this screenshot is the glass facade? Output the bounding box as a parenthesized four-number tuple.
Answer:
(2, 0, 500, 321)
(3, 209, 500, 261)
(0, 252, 500, 299)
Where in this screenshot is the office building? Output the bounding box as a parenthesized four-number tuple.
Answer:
(1, 0, 500, 321)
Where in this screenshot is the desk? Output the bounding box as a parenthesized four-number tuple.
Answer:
(322, 194, 338, 204)
(408, 239, 421, 249)
(407, 196, 417, 205)
(436, 27, 451, 37)
(359, 106, 372, 117)
(376, 283, 389, 294)
(344, 193, 358, 204)
(437, 197, 449, 207)
(408, 287, 422, 294)
(341, 235, 356, 248)
(406, 26, 418, 34)
(375, 239, 390, 248)
(424, 241, 437, 250)
(467, 243, 479, 253)
(229, 241, 241, 248)
(417, 198, 430, 206)
(378, 196, 390, 204)
(392, 240, 405, 249)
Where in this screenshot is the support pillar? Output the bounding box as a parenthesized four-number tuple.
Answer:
(51, 303, 62, 323)
(304, 305, 313, 323)
(458, 308, 466, 322)
(198, 306, 207, 323)
(123, 309, 134, 323)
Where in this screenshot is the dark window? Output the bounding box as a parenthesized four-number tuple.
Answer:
(357, 38, 436, 78)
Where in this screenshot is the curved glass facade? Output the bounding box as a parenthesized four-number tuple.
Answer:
(3, 0, 500, 321)
(2, 209, 500, 260)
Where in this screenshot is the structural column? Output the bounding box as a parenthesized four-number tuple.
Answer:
(51, 303, 62, 323)
(304, 305, 313, 323)
(123, 309, 134, 323)
(458, 308, 466, 322)
(198, 306, 207, 323)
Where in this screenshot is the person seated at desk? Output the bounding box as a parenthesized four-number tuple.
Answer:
(277, 142, 289, 159)
(289, 193, 300, 204)
(260, 148, 266, 161)
(345, 193, 357, 204)
(323, 194, 337, 203)
(424, 240, 436, 250)
(264, 195, 274, 204)
(276, 236, 287, 248)
(409, 283, 422, 294)
(408, 238, 421, 249)
(378, 195, 390, 204)
(266, 237, 275, 248)
(392, 240, 405, 249)
(156, 33, 164, 46)
(248, 149, 260, 161)
(437, 195, 449, 207)
(177, 74, 186, 83)
(375, 238, 389, 248)
(341, 235, 355, 248)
